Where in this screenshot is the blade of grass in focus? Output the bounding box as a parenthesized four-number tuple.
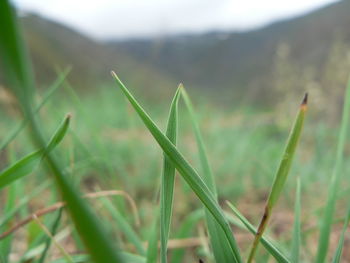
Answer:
(182, 87, 238, 262)
(112, 72, 242, 263)
(315, 79, 350, 263)
(331, 202, 350, 263)
(0, 115, 70, 189)
(0, 2, 124, 262)
(226, 201, 291, 263)
(247, 94, 307, 263)
(160, 85, 181, 263)
(291, 177, 301, 263)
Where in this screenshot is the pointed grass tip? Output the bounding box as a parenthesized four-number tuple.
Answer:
(111, 71, 123, 84)
(111, 70, 118, 79)
(301, 93, 308, 111)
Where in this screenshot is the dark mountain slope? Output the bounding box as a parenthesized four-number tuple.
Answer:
(109, 1, 350, 102)
(1, 14, 177, 97)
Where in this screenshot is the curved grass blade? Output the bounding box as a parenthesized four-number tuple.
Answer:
(315, 79, 350, 263)
(112, 72, 242, 263)
(0, 68, 71, 151)
(160, 85, 182, 263)
(331, 202, 350, 263)
(182, 88, 238, 262)
(0, 2, 124, 262)
(226, 201, 291, 263)
(247, 94, 308, 263)
(291, 177, 301, 263)
(0, 115, 70, 189)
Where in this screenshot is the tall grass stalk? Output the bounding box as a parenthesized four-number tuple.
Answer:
(247, 94, 307, 263)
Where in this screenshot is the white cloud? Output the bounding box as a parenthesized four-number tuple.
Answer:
(12, 0, 338, 39)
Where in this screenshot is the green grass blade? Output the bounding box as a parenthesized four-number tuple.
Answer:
(248, 94, 307, 263)
(112, 72, 242, 263)
(0, 115, 70, 189)
(0, 2, 124, 262)
(331, 202, 350, 263)
(315, 79, 350, 263)
(160, 85, 182, 263)
(291, 177, 301, 263)
(182, 88, 238, 262)
(226, 201, 291, 263)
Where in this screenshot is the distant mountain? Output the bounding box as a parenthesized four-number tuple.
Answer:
(0, 14, 177, 97)
(108, 0, 350, 104)
(1, 1, 349, 108)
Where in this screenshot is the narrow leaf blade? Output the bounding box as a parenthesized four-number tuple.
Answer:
(112, 72, 242, 263)
(160, 85, 182, 263)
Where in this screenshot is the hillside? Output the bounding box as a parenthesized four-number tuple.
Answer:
(109, 0, 350, 105)
(1, 1, 350, 108)
(0, 14, 177, 97)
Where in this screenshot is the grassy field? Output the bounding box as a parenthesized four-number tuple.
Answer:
(1, 0, 350, 262)
(0, 81, 349, 262)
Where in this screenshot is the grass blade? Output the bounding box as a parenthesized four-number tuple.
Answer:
(226, 201, 291, 263)
(160, 85, 182, 263)
(112, 72, 242, 263)
(247, 94, 308, 263)
(0, 115, 70, 190)
(0, 2, 124, 262)
(291, 177, 301, 263)
(182, 88, 238, 262)
(331, 202, 350, 263)
(315, 79, 350, 263)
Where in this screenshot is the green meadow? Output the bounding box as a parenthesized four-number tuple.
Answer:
(1, 0, 350, 262)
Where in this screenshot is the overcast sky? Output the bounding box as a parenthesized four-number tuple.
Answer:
(13, 0, 338, 40)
